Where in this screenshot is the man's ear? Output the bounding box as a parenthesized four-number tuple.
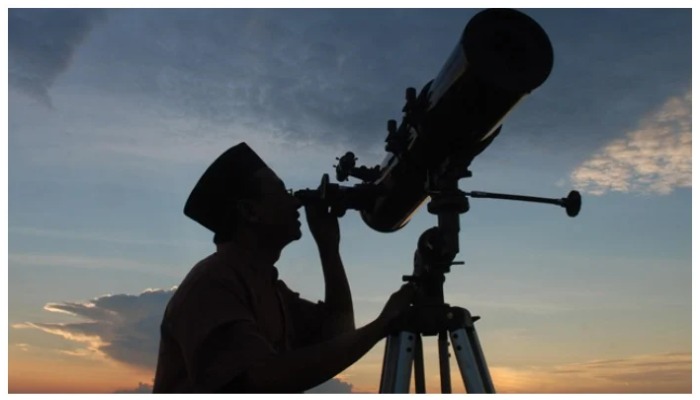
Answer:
(235, 199, 259, 223)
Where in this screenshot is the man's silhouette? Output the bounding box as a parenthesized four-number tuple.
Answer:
(153, 143, 414, 393)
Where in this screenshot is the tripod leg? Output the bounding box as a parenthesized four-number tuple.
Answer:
(467, 326, 495, 392)
(414, 334, 426, 393)
(438, 330, 452, 393)
(449, 327, 495, 393)
(379, 331, 415, 393)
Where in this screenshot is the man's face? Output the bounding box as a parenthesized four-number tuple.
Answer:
(246, 168, 303, 246)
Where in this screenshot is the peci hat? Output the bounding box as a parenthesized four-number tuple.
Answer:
(184, 142, 270, 233)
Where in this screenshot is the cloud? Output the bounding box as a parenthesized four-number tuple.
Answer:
(15, 288, 175, 370)
(570, 89, 691, 195)
(126, 9, 457, 150)
(114, 382, 153, 393)
(305, 377, 354, 393)
(15, 343, 31, 352)
(10, 9, 472, 152)
(9, 9, 107, 106)
(13, 321, 109, 363)
(490, 352, 691, 393)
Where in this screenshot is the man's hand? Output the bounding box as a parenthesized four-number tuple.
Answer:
(304, 203, 340, 249)
(377, 284, 416, 335)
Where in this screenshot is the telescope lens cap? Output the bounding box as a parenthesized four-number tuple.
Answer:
(462, 8, 554, 93)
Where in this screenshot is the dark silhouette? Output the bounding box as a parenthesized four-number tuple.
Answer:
(153, 142, 415, 393)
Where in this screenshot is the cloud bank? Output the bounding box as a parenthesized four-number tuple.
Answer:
(15, 288, 174, 370)
(570, 89, 691, 195)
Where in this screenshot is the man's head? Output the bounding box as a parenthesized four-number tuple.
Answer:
(184, 143, 302, 247)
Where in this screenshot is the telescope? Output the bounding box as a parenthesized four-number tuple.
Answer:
(293, 9, 582, 393)
(295, 8, 581, 231)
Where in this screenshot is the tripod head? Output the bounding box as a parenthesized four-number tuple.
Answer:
(400, 169, 581, 309)
(401, 173, 468, 309)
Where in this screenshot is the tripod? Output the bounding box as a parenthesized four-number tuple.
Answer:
(379, 177, 495, 394)
(379, 306, 495, 393)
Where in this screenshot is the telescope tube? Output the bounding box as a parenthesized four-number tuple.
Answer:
(361, 8, 554, 232)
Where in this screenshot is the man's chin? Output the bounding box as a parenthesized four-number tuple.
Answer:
(284, 227, 302, 244)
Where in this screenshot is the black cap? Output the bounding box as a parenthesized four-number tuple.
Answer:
(184, 142, 270, 233)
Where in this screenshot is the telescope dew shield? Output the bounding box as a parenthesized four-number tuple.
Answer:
(361, 8, 554, 232)
(429, 8, 554, 143)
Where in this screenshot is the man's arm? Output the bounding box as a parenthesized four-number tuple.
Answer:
(244, 318, 382, 392)
(318, 243, 355, 334)
(306, 204, 355, 336)
(243, 284, 414, 393)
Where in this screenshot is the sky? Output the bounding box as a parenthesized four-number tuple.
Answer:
(6, 5, 693, 394)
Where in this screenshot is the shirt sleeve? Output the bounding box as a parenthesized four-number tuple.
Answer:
(277, 280, 330, 348)
(172, 276, 276, 392)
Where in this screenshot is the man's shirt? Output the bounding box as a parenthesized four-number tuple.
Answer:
(152, 246, 328, 393)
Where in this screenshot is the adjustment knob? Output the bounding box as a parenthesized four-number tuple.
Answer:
(564, 190, 581, 217)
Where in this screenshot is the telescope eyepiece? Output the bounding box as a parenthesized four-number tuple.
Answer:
(293, 188, 321, 206)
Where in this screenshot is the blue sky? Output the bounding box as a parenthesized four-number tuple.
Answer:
(7, 7, 692, 393)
